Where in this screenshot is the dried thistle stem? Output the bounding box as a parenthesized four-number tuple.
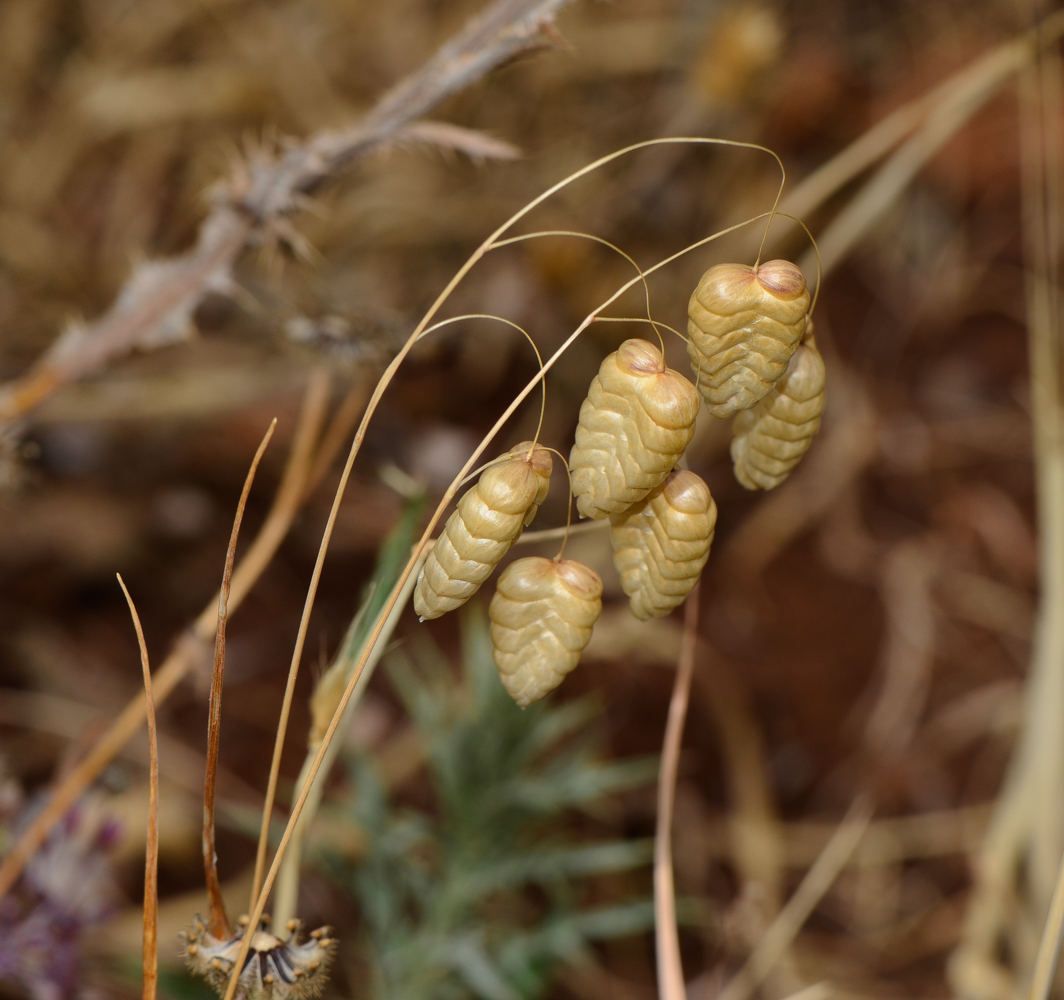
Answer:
(0, 0, 575, 438)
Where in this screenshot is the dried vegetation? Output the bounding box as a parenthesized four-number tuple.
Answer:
(2, 1, 1064, 1000)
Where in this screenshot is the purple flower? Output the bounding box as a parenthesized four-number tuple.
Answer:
(0, 795, 122, 1000)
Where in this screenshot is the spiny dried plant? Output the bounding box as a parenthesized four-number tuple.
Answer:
(182, 915, 336, 1000)
(609, 469, 717, 620)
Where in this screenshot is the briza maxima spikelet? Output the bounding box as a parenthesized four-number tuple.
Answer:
(489, 556, 603, 707)
(569, 339, 699, 520)
(687, 259, 810, 418)
(414, 443, 553, 620)
(731, 335, 826, 491)
(610, 469, 716, 620)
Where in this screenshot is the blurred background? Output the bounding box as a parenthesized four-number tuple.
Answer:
(0, 0, 1055, 998)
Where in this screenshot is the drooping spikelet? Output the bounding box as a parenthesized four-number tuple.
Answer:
(730, 336, 826, 491)
(569, 339, 699, 520)
(489, 556, 603, 707)
(414, 442, 552, 620)
(182, 914, 336, 1000)
(687, 259, 810, 418)
(610, 469, 716, 619)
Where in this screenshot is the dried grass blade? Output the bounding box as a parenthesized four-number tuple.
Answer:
(655, 580, 701, 1000)
(955, 34, 1064, 1000)
(116, 575, 159, 1000)
(802, 38, 1034, 277)
(203, 418, 276, 939)
(0, 373, 326, 903)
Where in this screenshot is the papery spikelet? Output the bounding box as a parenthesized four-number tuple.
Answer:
(687, 259, 810, 418)
(414, 443, 553, 620)
(182, 914, 336, 1000)
(610, 469, 716, 619)
(489, 556, 603, 707)
(569, 339, 699, 519)
(730, 336, 826, 491)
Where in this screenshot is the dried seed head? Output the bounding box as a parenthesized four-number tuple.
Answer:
(731, 335, 826, 491)
(687, 260, 810, 418)
(569, 339, 699, 519)
(182, 913, 336, 1000)
(414, 444, 554, 620)
(610, 469, 717, 619)
(489, 556, 603, 707)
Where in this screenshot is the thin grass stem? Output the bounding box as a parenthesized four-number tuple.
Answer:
(655, 579, 701, 1000)
(116, 575, 158, 1000)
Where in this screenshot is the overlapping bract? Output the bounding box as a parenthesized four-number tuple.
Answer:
(569, 339, 699, 520)
(687, 259, 810, 418)
(731, 337, 826, 491)
(182, 915, 335, 1000)
(414, 442, 552, 620)
(489, 556, 603, 707)
(610, 469, 717, 619)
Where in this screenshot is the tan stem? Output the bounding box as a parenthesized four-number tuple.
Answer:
(203, 421, 276, 940)
(655, 581, 701, 1000)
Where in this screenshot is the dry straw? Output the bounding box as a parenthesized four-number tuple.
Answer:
(116, 575, 159, 1000)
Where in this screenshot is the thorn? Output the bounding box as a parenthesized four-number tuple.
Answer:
(538, 17, 572, 52)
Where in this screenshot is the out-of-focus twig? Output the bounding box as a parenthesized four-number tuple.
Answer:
(655, 580, 700, 1000)
(0, 0, 574, 437)
(0, 369, 330, 903)
(952, 39, 1064, 1000)
(865, 538, 940, 760)
(717, 795, 874, 1000)
(1028, 847, 1064, 1000)
(743, 13, 1064, 267)
(117, 576, 159, 1000)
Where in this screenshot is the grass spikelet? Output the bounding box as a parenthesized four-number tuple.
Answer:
(730, 333, 826, 491)
(610, 469, 716, 620)
(488, 556, 603, 707)
(569, 338, 699, 520)
(687, 259, 810, 419)
(414, 442, 553, 620)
